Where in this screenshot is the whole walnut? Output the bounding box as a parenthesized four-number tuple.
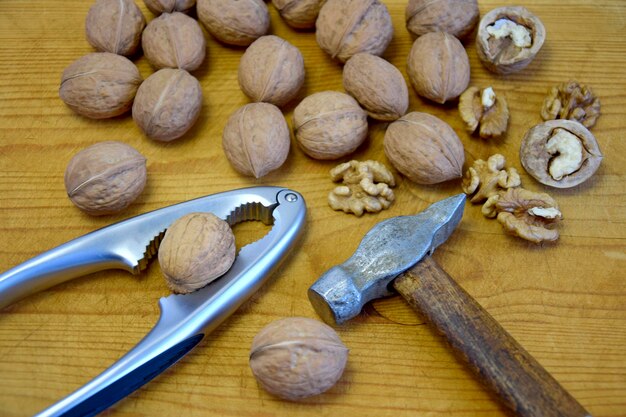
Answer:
(132, 68, 203, 142)
(293, 91, 368, 160)
(85, 0, 146, 57)
(59, 52, 142, 119)
(316, 0, 393, 63)
(64, 141, 147, 216)
(238, 35, 305, 107)
(406, 0, 479, 40)
(384, 112, 465, 184)
(142, 12, 206, 72)
(143, 0, 196, 15)
(158, 212, 236, 294)
(343, 53, 408, 121)
(407, 32, 470, 104)
(272, 0, 326, 29)
(249, 317, 349, 401)
(222, 103, 290, 178)
(197, 0, 270, 46)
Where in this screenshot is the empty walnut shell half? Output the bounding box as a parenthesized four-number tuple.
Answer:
(316, 0, 393, 63)
(197, 0, 270, 46)
(458, 86, 509, 139)
(405, 0, 479, 40)
(143, 0, 196, 15)
(476, 6, 546, 75)
(85, 0, 146, 57)
(520, 120, 603, 189)
(272, 0, 326, 29)
(158, 212, 236, 294)
(142, 12, 206, 72)
(238, 35, 305, 107)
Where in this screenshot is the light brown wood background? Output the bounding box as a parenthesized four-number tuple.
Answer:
(0, 0, 624, 416)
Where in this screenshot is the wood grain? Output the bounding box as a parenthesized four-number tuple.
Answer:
(0, 1, 625, 416)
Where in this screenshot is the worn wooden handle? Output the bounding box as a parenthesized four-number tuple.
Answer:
(393, 256, 591, 417)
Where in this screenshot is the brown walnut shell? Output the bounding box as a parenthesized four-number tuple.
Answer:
(520, 120, 602, 189)
(158, 212, 236, 294)
(343, 53, 409, 121)
(238, 35, 305, 107)
(476, 6, 546, 75)
(64, 141, 147, 216)
(142, 12, 206, 72)
(250, 317, 349, 401)
(384, 112, 465, 184)
(407, 31, 470, 104)
(405, 0, 479, 40)
(143, 0, 196, 15)
(59, 52, 142, 119)
(222, 103, 291, 178)
(85, 0, 146, 57)
(315, 0, 393, 63)
(272, 0, 326, 29)
(132, 68, 203, 142)
(293, 91, 368, 160)
(197, 0, 270, 46)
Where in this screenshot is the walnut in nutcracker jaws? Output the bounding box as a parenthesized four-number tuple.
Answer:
(197, 0, 270, 46)
(541, 81, 601, 129)
(405, 0, 479, 40)
(238, 35, 305, 108)
(476, 6, 546, 74)
(459, 86, 509, 139)
(272, 0, 326, 29)
(85, 0, 146, 57)
(343, 53, 409, 121)
(143, 0, 196, 15)
(222, 103, 291, 178)
(520, 119, 603, 188)
(328, 160, 395, 216)
(315, 0, 393, 63)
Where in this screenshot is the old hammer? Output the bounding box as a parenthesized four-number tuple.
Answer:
(308, 194, 591, 417)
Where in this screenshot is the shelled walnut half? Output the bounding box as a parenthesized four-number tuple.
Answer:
(459, 86, 509, 139)
(541, 81, 601, 129)
(328, 160, 395, 216)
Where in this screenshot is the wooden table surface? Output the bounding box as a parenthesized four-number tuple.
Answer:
(0, 0, 624, 416)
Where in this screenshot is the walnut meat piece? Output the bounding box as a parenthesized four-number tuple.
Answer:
(315, 0, 393, 63)
(293, 91, 368, 160)
(459, 86, 509, 139)
(520, 120, 603, 188)
(405, 0, 479, 40)
(407, 32, 470, 104)
(476, 6, 546, 74)
(158, 212, 236, 294)
(197, 0, 270, 46)
(238, 35, 305, 108)
(494, 188, 562, 244)
(142, 12, 206, 72)
(272, 0, 326, 29)
(64, 141, 147, 216)
(222, 103, 290, 178)
(143, 0, 196, 15)
(132, 69, 203, 142)
(249, 317, 349, 401)
(328, 160, 395, 216)
(541, 81, 601, 129)
(343, 53, 409, 121)
(85, 0, 146, 57)
(59, 52, 142, 119)
(462, 154, 520, 205)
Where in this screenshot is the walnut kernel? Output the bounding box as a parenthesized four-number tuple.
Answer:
(405, 0, 479, 40)
(197, 0, 270, 46)
(541, 81, 601, 129)
(462, 154, 520, 206)
(459, 86, 509, 139)
(272, 0, 326, 29)
(85, 0, 146, 57)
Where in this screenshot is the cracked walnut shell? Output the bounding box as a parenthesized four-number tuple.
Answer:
(250, 317, 348, 401)
(272, 0, 326, 29)
(142, 12, 206, 72)
(59, 52, 142, 119)
(143, 0, 196, 15)
(222, 103, 290, 178)
(64, 141, 147, 216)
(459, 86, 509, 139)
(541, 81, 601, 129)
(315, 0, 393, 63)
(197, 0, 269, 46)
(85, 0, 146, 57)
(329, 160, 395, 216)
(158, 212, 236, 294)
(406, 0, 479, 40)
(238, 35, 305, 108)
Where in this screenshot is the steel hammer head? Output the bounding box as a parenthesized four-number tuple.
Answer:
(308, 194, 466, 325)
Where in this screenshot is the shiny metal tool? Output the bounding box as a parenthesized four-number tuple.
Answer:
(0, 186, 306, 417)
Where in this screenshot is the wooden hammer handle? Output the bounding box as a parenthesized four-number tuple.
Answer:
(393, 256, 591, 417)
